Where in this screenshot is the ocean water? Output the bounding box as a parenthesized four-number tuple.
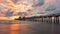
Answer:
(0, 20, 60, 34)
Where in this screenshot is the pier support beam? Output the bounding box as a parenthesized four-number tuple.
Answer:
(41, 17, 44, 22)
(50, 17, 52, 23)
(43, 17, 47, 22)
(54, 16, 59, 24)
(43, 17, 45, 22)
(47, 16, 52, 23)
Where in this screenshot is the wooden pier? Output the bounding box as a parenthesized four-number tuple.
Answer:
(15, 13, 60, 24)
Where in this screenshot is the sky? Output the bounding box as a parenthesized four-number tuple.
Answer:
(0, 0, 60, 18)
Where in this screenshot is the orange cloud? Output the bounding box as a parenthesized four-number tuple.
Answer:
(0, 0, 59, 20)
(0, 0, 33, 17)
(45, 0, 49, 3)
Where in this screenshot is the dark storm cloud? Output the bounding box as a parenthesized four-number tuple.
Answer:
(45, 3, 56, 11)
(11, 0, 18, 3)
(36, 0, 44, 6)
(44, 0, 60, 14)
(17, 12, 28, 16)
(32, 0, 44, 7)
(5, 9, 13, 16)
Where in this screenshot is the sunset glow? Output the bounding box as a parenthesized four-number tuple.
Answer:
(0, 0, 59, 20)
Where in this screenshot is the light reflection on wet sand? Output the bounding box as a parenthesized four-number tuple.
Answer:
(0, 20, 60, 34)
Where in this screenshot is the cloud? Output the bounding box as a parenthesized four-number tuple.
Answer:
(5, 10, 13, 16)
(32, 0, 44, 7)
(0, 0, 60, 17)
(45, 2, 56, 11)
(17, 12, 28, 16)
(11, 0, 18, 3)
(31, 0, 60, 15)
(36, 0, 44, 6)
